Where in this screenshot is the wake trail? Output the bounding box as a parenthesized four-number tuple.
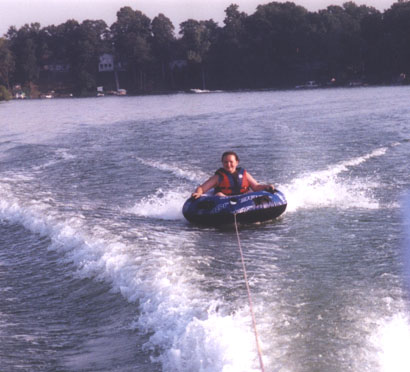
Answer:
(132, 147, 389, 219)
(130, 157, 209, 220)
(134, 157, 208, 183)
(281, 146, 389, 212)
(127, 187, 187, 220)
(0, 178, 263, 372)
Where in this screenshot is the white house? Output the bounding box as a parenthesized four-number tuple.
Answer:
(99, 54, 115, 72)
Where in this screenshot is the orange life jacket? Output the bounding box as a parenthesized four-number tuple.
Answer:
(214, 167, 250, 195)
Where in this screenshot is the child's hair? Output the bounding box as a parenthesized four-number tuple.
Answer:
(221, 151, 239, 161)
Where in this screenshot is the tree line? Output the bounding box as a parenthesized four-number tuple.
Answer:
(1, 1, 410, 99)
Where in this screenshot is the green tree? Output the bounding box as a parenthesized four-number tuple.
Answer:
(77, 20, 110, 93)
(111, 7, 153, 92)
(43, 19, 109, 95)
(360, 7, 383, 82)
(312, 2, 378, 83)
(0, 37, 15, 89)
(245, 2, 310, 87)
(151, 13, 175, 86)
(383, 0, 410, 78)
(179, 19, 218, 89)
(216, 4, 248, 88)
(0, 85, 12, 101)
(7, 23, 41, 86)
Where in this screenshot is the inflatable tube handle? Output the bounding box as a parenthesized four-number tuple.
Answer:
(267, 186, 277, 194)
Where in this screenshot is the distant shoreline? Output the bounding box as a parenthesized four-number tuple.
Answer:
(4, 82, 409, 102)
(2, 2, 409, 101)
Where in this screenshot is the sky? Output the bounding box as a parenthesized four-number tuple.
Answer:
(0, 0, 398, 36)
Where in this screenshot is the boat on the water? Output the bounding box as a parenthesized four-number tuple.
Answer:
(182, 189, 287, 226)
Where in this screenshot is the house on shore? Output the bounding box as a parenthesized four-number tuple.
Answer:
(98, 54, 126, 92)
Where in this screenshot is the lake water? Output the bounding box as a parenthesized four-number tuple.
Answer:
(1, 87, 410, 372)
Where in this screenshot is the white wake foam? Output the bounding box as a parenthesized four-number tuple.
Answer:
(127, 187, 188, 220)
(0, 182, 262, 371)
(402, 192, 410, 297)
(282, 148, 386, 212)
(372, 313, 410, 372)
